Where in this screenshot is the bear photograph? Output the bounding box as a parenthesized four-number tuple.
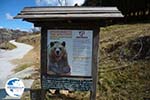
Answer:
(47, 41, 71, 76)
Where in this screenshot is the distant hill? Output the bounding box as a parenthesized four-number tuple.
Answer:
(0, 28, 31, 44)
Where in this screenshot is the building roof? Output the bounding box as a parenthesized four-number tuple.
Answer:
(14, 6, 123, 22)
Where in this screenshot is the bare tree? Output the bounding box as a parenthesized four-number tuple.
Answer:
(58, 0, 63, 6)
(64, 0, 67, 6)
(57, 0, 67, 6)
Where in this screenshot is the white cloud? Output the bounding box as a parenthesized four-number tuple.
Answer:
(0, 26, 3, 29)
(35, 0, 41, 6)
(35, 0, 85, 6)
(16, 27, 21, 30)
(16, 27, 29, 32)
(67, 0, 85, 6)
(44, 0, 56, 5)
(6, 13, 13, 20)
(30, 25, 41, 32)
(35, 0, 57, 6)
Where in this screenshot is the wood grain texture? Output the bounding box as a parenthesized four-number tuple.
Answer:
(90, 27, 100, 100)
(22, 7, 120, 12)
(41, 28, 48, 100)
(14, 7, 123, 20)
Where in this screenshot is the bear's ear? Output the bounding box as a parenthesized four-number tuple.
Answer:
(50, 42, 54, 47)
(62, 41, 66, 47)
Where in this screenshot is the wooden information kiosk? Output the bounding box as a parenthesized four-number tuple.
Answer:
(15, 7, 123, 100)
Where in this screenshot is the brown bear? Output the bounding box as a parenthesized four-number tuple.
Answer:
(47, 41, 71, 75)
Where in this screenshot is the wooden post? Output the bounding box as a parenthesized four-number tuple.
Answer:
(40, 27, 47, 100)
(90, 27, 100, 100)
(30, 89, 42, 100)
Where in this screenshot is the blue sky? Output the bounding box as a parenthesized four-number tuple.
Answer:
(0, 0, 85, 31)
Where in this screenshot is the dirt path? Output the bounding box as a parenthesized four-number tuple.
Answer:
(0, 40, 33, 87)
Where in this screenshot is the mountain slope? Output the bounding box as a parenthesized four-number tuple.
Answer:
(99, 23, 150, 100)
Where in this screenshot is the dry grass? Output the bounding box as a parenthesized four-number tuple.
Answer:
(98, 23, 150, 100)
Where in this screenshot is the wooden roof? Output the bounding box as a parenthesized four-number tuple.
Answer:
(14, 6, 123, 22)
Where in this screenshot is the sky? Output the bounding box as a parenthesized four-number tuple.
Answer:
(0, 0, 85, 31)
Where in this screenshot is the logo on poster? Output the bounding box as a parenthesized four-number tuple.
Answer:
(5, 78, 24, 97)
(76, 31, 88, 38)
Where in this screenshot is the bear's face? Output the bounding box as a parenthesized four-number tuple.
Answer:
(50, 41, 66, 58)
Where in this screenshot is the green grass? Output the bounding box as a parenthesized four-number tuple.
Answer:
(0, 41, 16, 50)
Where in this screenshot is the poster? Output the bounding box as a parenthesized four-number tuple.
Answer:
(47, 30, 93, 77)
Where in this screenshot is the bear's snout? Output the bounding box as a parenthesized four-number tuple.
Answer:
(56, 50, 60, 55)
(55, 48, 61, 56)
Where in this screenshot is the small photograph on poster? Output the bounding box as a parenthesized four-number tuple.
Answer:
(47, 30, 93, 77)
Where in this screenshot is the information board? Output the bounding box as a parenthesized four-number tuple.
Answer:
(47, 30, 93, 77)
